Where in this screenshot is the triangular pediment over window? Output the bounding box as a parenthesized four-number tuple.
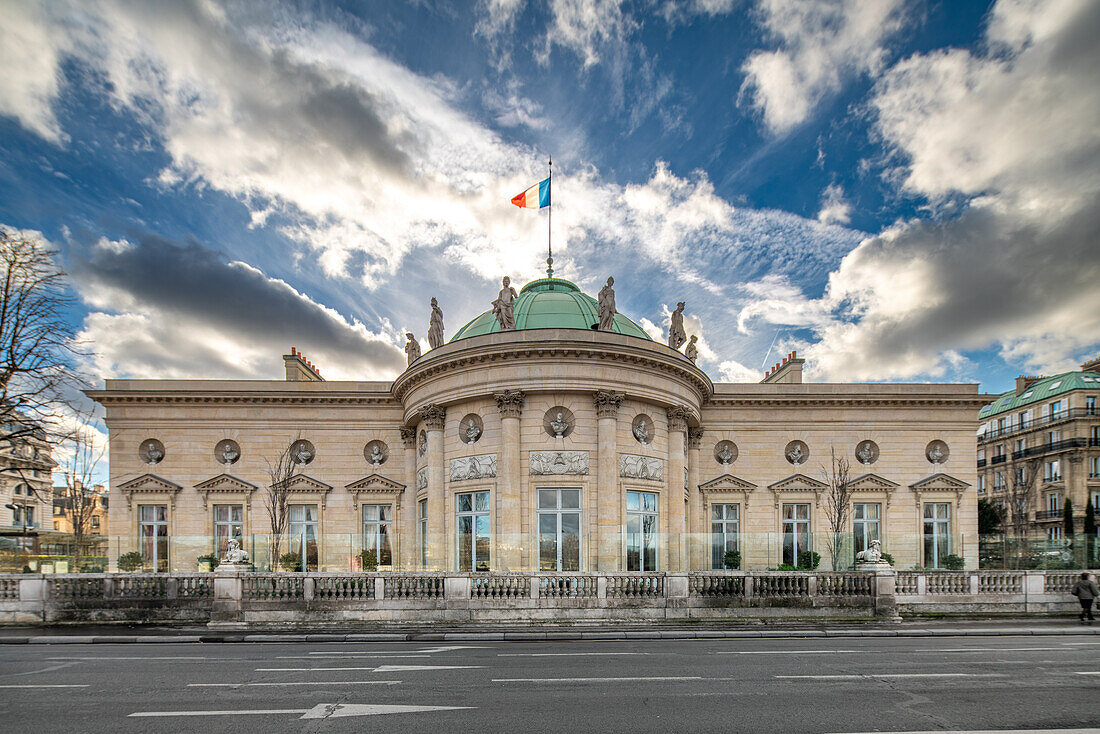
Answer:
(698, 474, 758, 493)
(910, 473, 970, 493)
(117, 474, 182, 508)
(848, 473, 900, 492)
(194, 474, 257, 507)
(273, 474, 333, 493)
(345, 474, 406, 494)
(767, 474, 827, 492)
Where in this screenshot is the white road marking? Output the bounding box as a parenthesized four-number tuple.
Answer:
(497, 652, 648, 657)
(305, 646, 487, 655)
(0, 684, 89, 688)
(188, 680, 401, 687)
(128, 703, 475, 719)
(1073, 671, 1100, 675)
(718, 650, 859, 655)
(373, 665, 483, 672)
(277, 654, 431, 660)
(494, 676, 703, 683)
(828, 729, 1100, 734)
(48, 656, 211, 661)
(776, 673, 1007, 680)
(257, 667, 384, 672)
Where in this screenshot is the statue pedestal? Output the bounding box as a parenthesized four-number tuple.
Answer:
(856, 561, 893, 570)
(215, 562, 252, 573)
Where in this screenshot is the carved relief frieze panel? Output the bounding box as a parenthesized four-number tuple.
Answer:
(450, 454, 498, 482)
(619, 453, 664, 482)
(530, 450, 589, 476)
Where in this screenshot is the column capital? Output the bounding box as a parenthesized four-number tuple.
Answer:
(399, 427, 417, 447)
(687, 426, 705, 449)
(666, 405, 691, 433)
(593, 390, 625, 419)
(494, 389, 526, 418)
(418, 404, 446, 430)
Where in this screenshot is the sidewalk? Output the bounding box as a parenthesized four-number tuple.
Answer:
(1, 617, 1098, 643)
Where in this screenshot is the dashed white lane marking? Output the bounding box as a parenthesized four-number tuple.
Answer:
(48, 656, 211, 661)
(775, 673, 1007, 680)
(255, 665, 481, 672)
(0, 684, 89, 688)
(129, 704, 475, 719)
(188, 680, 401, 687)
(718, 650, 859, 655)
(497, 652, 648, 657)
(493, 676, 703, 683)
(130, 709, 309, 717)
(276, 654, 431, 660)
(1073, 671, 1100, 675)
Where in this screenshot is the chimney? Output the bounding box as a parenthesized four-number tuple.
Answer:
(1081, 355, 1100, 373)
(1015, 375, 1042, 394)
(283, 349, 325, 382)
(761, 350, 804, 384)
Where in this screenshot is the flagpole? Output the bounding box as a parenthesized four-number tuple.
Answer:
(547, 156, 553, 279)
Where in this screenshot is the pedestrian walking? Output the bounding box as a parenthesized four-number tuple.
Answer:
(1070, 572, 1098, 623)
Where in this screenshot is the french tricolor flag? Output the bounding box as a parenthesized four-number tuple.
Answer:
(511, 177, 551, 209)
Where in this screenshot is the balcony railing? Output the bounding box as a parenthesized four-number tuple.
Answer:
(1012, 438, 1087, 460)
(976, 458, 987, 468)
(991, 454, 1008, 464)
(979, 407, 1096, 442)
(1033, 510, 1061, 521)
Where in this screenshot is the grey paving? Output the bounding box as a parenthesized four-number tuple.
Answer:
(1, 633, 1098, 732)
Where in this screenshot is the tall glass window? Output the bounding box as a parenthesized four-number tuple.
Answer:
(362, 504, 392, 566)
(782, 503, 810, 566)
(922, 502, 951, 568)
(418, 499, 428, 568)
(457, 491, 490, 572)
(710, 504, 739, 569)
(139, 505, 169, 572)
(853, 503, 881, 561)
(213, 505, 243, 557)
(288, 504, 319, 572)
(626, 491, 658, 571)
(537, 488, 581, 571)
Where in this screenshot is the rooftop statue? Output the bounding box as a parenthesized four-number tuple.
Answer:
(598, 276, 616, 331)
(428, 297, 445, 350)
(668, 302, 686, 350)
(404, 332, 421, 366)
(684, 335, 699, 364)
(493, 276, 518, 330)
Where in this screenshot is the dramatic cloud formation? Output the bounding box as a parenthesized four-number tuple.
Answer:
(738, 0, 1100, 379)
(741, 0, 906, 134)
(71, 234, 405, 380)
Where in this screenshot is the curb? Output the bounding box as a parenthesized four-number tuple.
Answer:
(2, 627, 1098, 644)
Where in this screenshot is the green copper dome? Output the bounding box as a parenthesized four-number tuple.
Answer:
(450, 277, 653, 342)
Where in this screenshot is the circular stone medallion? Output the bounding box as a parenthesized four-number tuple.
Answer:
(855, 440, 879, 465)
(714, 440, 738, 465)
(215, 439, 241, 465)
(784, 440, 809, 465)
(364, 440, 388, 466)
(290, 439, 315, 465)
(926, 440, 950, 465)
(544, 406, 575, 439)
(459, 414, 484, 445)
(139, 438, 165, 465)
(632, 414, 653, 445)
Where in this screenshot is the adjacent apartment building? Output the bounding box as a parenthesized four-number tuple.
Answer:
(977, 357, 1100, 539)
(0, 421, 56, 551)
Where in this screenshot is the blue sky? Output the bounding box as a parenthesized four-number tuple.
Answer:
(1, 0, 1098, 409)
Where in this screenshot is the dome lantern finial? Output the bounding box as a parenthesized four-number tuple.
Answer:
(546, 255, 553, 279)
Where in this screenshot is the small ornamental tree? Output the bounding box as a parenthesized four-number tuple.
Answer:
(1063, 498, 1075, 538)
(978, 499, 1002, 535)
(1085, 499, 1096, 538)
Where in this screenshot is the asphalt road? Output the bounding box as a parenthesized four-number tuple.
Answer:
(1, 635, 1098, 733)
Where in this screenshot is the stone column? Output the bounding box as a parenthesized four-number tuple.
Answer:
(594, 390, 624, 571)
(400, 427, 418, 570)
(494, 390, 525, 571)
(419, 404, 446, 571)
(687, 426, 704, 572)
(666, 407, 689, 571)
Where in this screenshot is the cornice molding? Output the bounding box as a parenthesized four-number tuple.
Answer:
(698, 473, 757, 493)
(193, 474, 257, 508)
(117, 473, 182, 509)
(345, 473, 406, 495)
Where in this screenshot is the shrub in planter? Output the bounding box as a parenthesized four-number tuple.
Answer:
(278, 552, 302, 572)
(880, 552, 895, 567)
(197, 554, 219, 571)
(771, 564, 798, 571)
(359, 549, 378, 572)
(797, 550, 821, 570)
(117, 551, 144, 571)
(941, 554, 964, 570)
(722, 550, 741, 570)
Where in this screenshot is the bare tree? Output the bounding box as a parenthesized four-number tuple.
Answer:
(56, 410, 107, 564)
(265, 435, 303, 568)
(1002, 457, 1042, 568)
(821, 448, 853, 571)
(0, 229, 83, 453)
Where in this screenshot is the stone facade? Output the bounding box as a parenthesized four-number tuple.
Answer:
(90, 313, 985, 573)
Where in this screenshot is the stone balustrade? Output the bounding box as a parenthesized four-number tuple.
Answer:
(0, 569, 1093, 625)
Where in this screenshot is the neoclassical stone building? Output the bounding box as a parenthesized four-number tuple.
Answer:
(91, 277, 984, 572)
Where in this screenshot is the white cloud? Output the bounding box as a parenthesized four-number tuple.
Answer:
(540, 0, 635, 69)
(0, 1, 69, 143)
(741, 0, 906, 134)
(816, 183, 851, 226)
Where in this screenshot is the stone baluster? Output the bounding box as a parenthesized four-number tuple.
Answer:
(400, 427, 418, 570)
(594, 390, 625, 571)
(666, 406, 690, 571)
(419, 404, 446, 571)
(686, 426, 704, 572)
(494, 390, 525, 571)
